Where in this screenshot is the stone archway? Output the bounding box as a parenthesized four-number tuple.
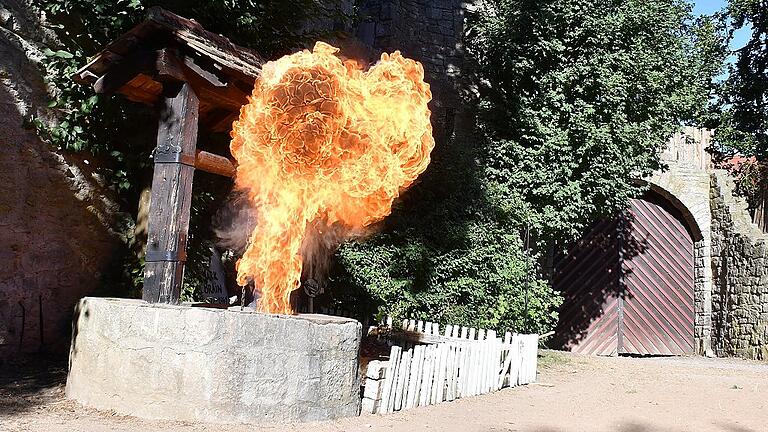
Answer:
(639, 167, 713, 356)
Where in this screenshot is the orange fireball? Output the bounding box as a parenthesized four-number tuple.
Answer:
(230, 42, 434, 314)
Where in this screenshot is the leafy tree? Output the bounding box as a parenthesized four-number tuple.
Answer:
(332, 116, 560, 334)
(713, 0, 766, 228)
(332, 0, 724, 333)
(716, 0, 767, 157)
(467, 0, 725, 240)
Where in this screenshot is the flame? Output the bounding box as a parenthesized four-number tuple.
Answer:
(229, 42, 434, 314)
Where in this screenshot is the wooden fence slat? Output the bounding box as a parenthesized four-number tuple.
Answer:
(405, 344, 423, 409)
(461, 341, 472, 396)
(484, 330, 495, 393)
(432, 344, 441, 403)
(498, 332, 513, 389)
(478, 334, 486, 396)
(512, 335, 522, 387)
(455, 344, 464, 398)
(374, 317, 538, 413)
(473, 329, 485, 395)
(527, 334, 538, 383)
(417, 345, 429, 406)
(427, 345, 438, 405)
(414, 344, 427, 407)
(447, 344, 455, 401)
(394, 348, 411, 411)
(432, 343, 446, 404)
(380, 345, 401, 413)
(419, 345, 434, 406)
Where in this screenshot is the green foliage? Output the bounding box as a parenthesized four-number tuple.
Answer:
(465, 0, 725, 240)
(715, 0, 766, 158)
(709, 0, 766, 213)
(331, 98, 561, 334)
(331, 0, 724, 334)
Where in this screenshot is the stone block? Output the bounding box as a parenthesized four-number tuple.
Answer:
(66, 297, 362, 424)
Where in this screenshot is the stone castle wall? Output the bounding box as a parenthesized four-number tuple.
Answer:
(710, 171, 768, 360)
(0, 0, 125, 359)
(355, 0, 467, 144)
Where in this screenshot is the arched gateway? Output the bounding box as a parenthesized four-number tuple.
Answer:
(552, 129, 717, 356)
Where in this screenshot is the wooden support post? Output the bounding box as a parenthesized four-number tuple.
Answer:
(143, 80, 199, 303)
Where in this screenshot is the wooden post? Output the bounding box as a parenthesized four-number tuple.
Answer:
(143, 80, 199, 303)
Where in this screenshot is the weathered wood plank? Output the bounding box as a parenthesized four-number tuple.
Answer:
(381, 345, 401, 414)
(393, 348, 411, 411)
(142, 80, 198, 303)
(405, 345, 423, 409)
(418, 345, 433, 406)
(194, 150, 236, 177)
(446, 344, 456, 401)
(498, 332, 513, 389)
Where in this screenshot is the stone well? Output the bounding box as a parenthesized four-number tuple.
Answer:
(66, 297, 362, 424)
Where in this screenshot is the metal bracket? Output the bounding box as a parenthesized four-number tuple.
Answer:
(145, 250, 187, 262)
(145, 233, 187, 262)
(152, 147, 196, 167)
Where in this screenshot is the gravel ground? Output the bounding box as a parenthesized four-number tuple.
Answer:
(2, 350, 767, 432)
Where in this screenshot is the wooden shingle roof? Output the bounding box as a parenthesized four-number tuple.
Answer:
(74, 7, 264, 133)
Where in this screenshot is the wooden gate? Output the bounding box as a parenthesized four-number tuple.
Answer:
(553, 192, 695, 355)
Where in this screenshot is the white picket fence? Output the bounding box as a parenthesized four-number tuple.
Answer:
(362, 318, 538, 414)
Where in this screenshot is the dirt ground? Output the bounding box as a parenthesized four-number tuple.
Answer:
(1, 351, 767, 432)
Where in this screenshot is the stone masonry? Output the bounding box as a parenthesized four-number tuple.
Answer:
(66, 297, 362, 423)
(355, 0, 466, 144)
(0, 0, 125, 358)
(710, 171, 768, 360)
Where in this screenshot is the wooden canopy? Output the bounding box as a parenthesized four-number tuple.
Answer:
(74, 7, 267, 303)
(74, 6, 263, 133)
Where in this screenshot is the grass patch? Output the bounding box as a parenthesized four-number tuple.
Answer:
(537, 349, 571, 370)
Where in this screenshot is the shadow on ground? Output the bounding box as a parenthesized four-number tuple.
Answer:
(0, 355, 67, 416)
(522, 421, 760, 432)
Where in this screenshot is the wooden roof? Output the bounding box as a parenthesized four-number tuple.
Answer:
(74, 7, 265, 133)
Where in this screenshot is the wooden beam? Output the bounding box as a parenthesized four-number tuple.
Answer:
(155, 48, 186, 82)
(142, 80, 199, 303)
(195, 150, 236, 178)
(93, 50, 153, 95)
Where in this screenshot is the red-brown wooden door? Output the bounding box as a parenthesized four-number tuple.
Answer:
(553, 192, 694, 355)
(553, 219, 622, 355)
(620, 196, 695, 355)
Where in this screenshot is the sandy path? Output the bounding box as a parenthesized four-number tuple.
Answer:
(2, 351, 767, 432)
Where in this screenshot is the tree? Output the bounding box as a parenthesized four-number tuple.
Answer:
(714, 0, 767, 230)
(716, 0, 767, 157)
(467, 0, 725, 240)
(332, 0, 724, 333)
